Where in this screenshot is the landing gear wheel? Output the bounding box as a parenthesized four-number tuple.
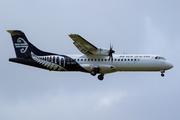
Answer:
(161, 73, 165, 77)
(160, 70, 165, 77)
(90, 70, 96, 76)
(98, 74, 104, 81)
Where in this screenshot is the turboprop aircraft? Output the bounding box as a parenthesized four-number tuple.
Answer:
(7, 30, 173, 80)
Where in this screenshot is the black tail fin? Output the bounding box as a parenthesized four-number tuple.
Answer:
(7, 30, 55, 58)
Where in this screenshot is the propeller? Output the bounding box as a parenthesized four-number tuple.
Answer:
(108, 44, 115, 62)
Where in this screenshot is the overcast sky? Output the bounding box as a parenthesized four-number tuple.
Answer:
(0, 0, 180, 120)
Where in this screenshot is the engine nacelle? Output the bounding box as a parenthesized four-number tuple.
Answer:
(81, 64, 116, 74)
(99, 64, 116, 73)
(91, 48, 110, 56)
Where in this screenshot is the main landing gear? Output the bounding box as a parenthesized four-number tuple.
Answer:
(90, 69, 104, 81)
(98, 74, 104, 81)
(90, 70, 97, 76)
(160, 70, 165, 77)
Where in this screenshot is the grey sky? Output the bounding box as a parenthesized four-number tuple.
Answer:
(0, 0, 179, 120)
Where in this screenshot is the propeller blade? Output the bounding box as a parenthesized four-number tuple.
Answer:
(108, 44, 115, 62)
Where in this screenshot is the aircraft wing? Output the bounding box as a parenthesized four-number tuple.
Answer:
(69, 34, 98, 55)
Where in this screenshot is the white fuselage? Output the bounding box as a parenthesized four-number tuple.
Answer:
(32, 53, 173, 74)
(62, 54, 173, 74)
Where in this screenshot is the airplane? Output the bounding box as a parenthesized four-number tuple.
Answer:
(7, 30, 173, 80)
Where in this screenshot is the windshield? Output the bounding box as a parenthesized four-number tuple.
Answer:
(155, 56, 166, 60)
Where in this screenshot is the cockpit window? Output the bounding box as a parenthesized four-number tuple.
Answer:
(155, 56, 166, 60)
(161, 57, 166, 60)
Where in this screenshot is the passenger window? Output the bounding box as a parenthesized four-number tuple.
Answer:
(88, 59, 90, 61)
(81, 59, 83, 61)
(98, 59, 100, 61)
(101, 59, 103, 61)
(128, 59, 130, 61)
(115, 59, 116, 61)
(124, 59, 126, 61)
(131, 59, 133, 61)
(94, 59, 96, 61)
(105, 59, 107, 61)
(91, 59, 93, 61)
(84, 59, 86, 61)
(118, 59, 120, 61)
(134, 59, 136, 61)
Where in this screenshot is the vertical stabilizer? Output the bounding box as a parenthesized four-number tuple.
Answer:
(7, 30, 32, 58)
(7, 30, 55, 58)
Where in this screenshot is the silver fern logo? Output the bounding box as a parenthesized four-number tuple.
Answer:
(31, 52, 66, 71)
(15, 38, 28, 53)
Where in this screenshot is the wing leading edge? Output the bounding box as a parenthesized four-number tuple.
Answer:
(69, 34, 98, 55)
(69, 34, 111, 56)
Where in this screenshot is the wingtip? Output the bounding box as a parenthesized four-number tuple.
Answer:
(69, 34, 79, 36)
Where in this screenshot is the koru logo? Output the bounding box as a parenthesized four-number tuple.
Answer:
(15, 38, 28, 53)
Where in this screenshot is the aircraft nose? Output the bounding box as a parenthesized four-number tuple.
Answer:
(167, 62, 173, 69)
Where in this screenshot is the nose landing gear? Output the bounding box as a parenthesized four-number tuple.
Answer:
(161, 73, 165, 77)
(160, 70, 165, 77)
